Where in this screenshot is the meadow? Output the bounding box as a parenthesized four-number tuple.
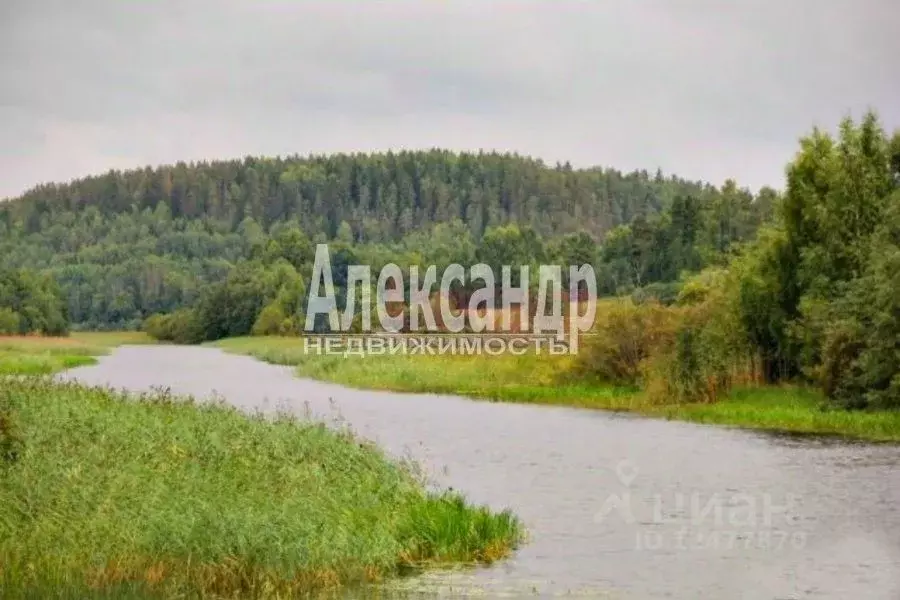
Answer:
(0, 331, 153, 375)
(213, 336, 900, 443)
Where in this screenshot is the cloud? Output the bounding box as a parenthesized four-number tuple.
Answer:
(1, 0, 898, 199)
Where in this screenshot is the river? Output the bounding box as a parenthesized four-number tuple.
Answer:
(61, 345, 900, 599)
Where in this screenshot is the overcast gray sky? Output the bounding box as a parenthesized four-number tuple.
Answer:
(1, 0, 897, 199)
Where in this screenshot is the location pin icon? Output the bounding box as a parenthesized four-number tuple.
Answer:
(615, 459, 638, 487)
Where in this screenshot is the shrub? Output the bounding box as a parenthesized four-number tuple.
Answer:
(675, 267, 728, 306)
(573, 298, 679, 385)
(143, 309, 203, 344)
(643, 267, 758, 405)
(251, 302, 287, 336)
(644, 306, 754, 405)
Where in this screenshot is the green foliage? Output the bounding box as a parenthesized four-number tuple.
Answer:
(576, 286, 751, 404)
(596, 186, 763, 294)
(2, 151, 769, 330)
(651, 111, 900, 409)
(251, 301, 288, 336)
(478, 224, 546, 267)
(193, 264, 269, 341)
(675, 266, 728, 306)
(783, 113, 894, 291)
(728, 226, 800, 382)
(0, 268, 69, 336)
(818, 194, 900, 409)
(552, 231, 598, 268)
(645, 274, 752, 405)
(143, 309, 203, 344)
(0, 379, 521, 597)
(771, 112, 899, 406)
(573, 299, 679, 385)
(631, 281, 682, 305)
(0, 308, 21, 335)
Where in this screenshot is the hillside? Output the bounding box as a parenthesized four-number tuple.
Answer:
(0, 150, 774, 329)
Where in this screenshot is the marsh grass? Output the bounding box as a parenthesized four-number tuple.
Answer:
(211, 337, 638, 409)
(0, 331, 154, 375)
(0, 337, 100, 375)
(653, 386, 900, 442)
(69, 331, 156, 348)
(0, 379, 522, 598)
(213, 337, 900, 442)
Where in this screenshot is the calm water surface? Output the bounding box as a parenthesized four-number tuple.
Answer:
(62, 346, 900, 599)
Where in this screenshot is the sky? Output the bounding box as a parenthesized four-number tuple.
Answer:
(1, 0, 898, 199)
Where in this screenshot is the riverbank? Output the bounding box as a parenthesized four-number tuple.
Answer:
(213, 336, 900, 443)
(0, 378, 522, 598)
(0, 331, 154, 375)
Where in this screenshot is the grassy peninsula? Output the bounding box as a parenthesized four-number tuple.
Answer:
(0, 331, 153, 375)
(0, 340, 522, 598)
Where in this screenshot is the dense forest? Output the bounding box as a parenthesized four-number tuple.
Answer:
(0, 151, 773, 330)
(2, 113, 897, 410)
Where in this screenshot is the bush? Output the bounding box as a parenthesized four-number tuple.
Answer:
(143, 309, 203, 344)
(573, 298, 679, 385)
(251, 302, 287, 336)
(642, 266, 759, 405)
(675, 267, 728, 306)
(644, 304, 754, 405)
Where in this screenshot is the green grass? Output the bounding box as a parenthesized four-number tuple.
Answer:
(0, 331, 154, 376)
(653, 386, 900, 442)
(0, 379, 522, 598)
(0, 351, 96, 375)
(213, 336, 900, 443)
(70, 330, 156, 348)
(211, 337, 639, 410)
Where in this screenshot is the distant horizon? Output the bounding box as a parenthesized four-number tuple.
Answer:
(3, 141, 796, 203)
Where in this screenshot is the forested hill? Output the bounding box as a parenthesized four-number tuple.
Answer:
(0, 150, 776, 329)
(1, 150, 772, 241)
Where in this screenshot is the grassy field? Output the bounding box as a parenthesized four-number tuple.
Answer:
(0, 331, 153, 375)
(213, 336, 900, 443)
(212, 336, 639, 409)
(70, 330, 157, 347)
(0, 379, 522, 598)
(653, 386, 900, 442)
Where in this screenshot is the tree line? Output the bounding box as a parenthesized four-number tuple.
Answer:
(0, 151, 771, 330)
(574, 112, 900, 410)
